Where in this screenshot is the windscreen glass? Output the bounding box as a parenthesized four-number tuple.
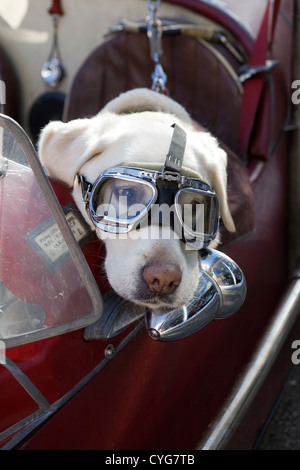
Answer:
(0, 117, 102, 347)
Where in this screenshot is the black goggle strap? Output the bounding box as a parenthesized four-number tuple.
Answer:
(163, 123, 187, 175)
(77, 174, 92, 209)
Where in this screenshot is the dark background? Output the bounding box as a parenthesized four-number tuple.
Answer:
(256, 365, 300, 450)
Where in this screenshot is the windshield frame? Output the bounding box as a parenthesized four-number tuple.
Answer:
(0, 113, 103, 348)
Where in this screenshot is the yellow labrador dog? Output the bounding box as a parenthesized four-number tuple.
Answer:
(38, 88, 235, 312)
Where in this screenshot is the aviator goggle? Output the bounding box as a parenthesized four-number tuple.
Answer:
(78, 124, 220, 249)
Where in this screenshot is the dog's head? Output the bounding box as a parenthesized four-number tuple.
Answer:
(38, 88, 235, 311)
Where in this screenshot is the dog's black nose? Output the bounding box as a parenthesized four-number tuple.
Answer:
(143, 262, 182, 295)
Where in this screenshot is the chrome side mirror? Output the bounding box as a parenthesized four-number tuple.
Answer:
(146, 248, 247, 341)
(84, 249, 246, 342)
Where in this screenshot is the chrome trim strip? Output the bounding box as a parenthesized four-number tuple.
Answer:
(0, 411, 53, 449)
(196, 273, 300, 450)
(3, 358, 50, 411)
(196, 37, 243, 94)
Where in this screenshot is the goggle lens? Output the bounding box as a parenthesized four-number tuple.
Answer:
(91, 177, 155, 223)
(176, 189, 219, 239)
(86, 169, 219, 246)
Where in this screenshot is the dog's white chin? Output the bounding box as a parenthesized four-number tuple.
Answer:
(110, 287, 197, 313)
(119, 293, 186, 312)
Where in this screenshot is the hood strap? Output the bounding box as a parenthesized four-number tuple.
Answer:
(163, 123, 186, 175)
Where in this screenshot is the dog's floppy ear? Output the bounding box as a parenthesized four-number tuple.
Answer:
(38, 88, 193, 187)
(209, 147, 236, 233)
(38, 113, 112, 187)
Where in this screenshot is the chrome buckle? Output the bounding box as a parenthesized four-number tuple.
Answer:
(237, 59, 278, 83)
(77, 174, 92, 209)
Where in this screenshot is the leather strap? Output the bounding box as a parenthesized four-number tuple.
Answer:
(238, 0, 281, 160)
(163, 123, 187, 174)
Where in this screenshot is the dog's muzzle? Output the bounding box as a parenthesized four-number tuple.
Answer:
(84, 248, 247, 342)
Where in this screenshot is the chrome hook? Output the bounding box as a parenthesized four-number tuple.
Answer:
(146, 0, 168, 93)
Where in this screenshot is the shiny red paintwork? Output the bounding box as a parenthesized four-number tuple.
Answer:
(18, 136, 290, 450)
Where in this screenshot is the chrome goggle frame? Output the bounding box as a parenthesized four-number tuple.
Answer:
(79, 166, 220, 248)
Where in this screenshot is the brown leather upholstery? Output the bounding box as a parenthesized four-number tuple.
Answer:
(220, 144, 255, 246)
(64, 33, 242, 154)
